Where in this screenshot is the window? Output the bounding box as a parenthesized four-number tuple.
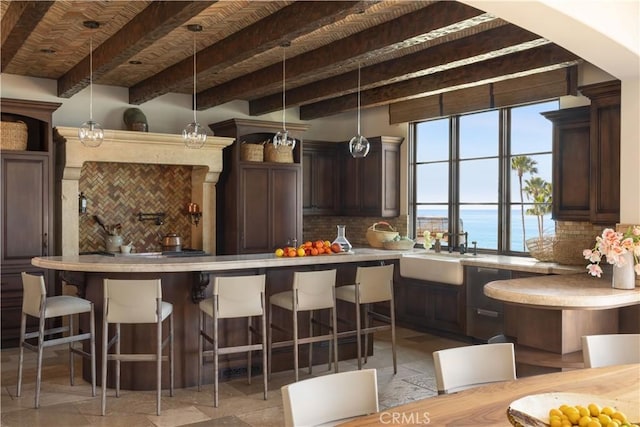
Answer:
(412, 100, 557, 254)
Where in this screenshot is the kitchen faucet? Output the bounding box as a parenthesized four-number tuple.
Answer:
(459, 232, 468, 254)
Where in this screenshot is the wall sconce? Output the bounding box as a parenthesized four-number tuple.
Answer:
(187, 202, 202, 226)
(79, 192, 88, 214)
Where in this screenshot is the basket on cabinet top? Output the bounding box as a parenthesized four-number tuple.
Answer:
(1, 120, 28, 150)
(264, 142, 293, 163)
(240, 141, 265, 162)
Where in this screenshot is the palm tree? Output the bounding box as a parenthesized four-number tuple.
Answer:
(524, 177, 552, 240)
(511, 156, 538, 250)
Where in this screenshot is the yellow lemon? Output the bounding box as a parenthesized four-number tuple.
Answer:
(577, 406, 591, 417)
(589, 404, 602, 417)
(612, 412, 627, 423)
(296, 247, 306, 257)
(579, 415, 594, 427)
(275, 248, 284, 257)
(598, 414, 612, 426)
(602, 407, 615, 417)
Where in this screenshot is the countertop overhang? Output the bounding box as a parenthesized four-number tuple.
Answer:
(32, 248, 405, 273)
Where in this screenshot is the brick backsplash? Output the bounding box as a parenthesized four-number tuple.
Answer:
(79, 162, 192, 253)
(555, 220, 614, 240)
(303, 215, 408, 247)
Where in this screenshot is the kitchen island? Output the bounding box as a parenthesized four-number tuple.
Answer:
(32, 249, 406, 390)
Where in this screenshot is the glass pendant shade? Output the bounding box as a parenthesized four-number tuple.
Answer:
(183, 24, 206, 149)
(183, 122, 207, 148)
(349, 63, 370, 158)
(79, 21, 103, 147)
(273, 42, 296, 152)
(349, 134, 370, 158)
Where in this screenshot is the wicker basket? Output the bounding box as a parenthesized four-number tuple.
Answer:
(240, 142, 264, 162)
(526, 236, 556, 262)
(1, 121, 28, 150)
(383, 239, 415, 250)
(366, 222, 399, 248)
(265, 143, 293, 163)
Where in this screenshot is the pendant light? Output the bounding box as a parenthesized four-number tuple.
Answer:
(349, 63, 370, 158)
(272, 42, 296, 152)
(78, 21, 104, 147)
(183, 24, 207, 149)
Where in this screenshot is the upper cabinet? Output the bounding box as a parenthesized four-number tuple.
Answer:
(340, 136, 403, 217)
(542, 106, 591, 221)
(303, 141, 339, 215)
(210, 119, 309, 255)
(580, 81, 621, 225)
(543, 81, 620, 225)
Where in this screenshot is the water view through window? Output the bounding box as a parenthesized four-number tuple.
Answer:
(413, 100, 557, 253)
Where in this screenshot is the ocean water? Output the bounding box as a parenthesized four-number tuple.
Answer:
(416, 208, 552, 251)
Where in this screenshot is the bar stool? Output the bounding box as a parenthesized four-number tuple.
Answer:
(17, 272, 96, 408)
(101, 278, 174, 416)
(198, 274, 267, 407)
(335, 264, 397, 373)
(268, 269, 338, 382)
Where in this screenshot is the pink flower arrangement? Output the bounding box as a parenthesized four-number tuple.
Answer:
(583, 226, 640, 278)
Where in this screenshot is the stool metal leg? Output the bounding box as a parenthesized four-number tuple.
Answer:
(156, 300, 162, 416)
(308, 310, 313, 375)
(198, 311, 204, 391)
(16, 312, 26, 398)
(115, 323, 121, 398)
(293, 305, 299, 382)
(101, 315, 108, 416)
(331, 304, 339, 374)
(35, 313, 46, 408)
(213, 299, 219, 407)
(69, 313, 75, 386)
(170, 311, 174, 397)
(247, 316, 252, 385)
(261, 293, 268, 400)
(267, 304, 273, 378)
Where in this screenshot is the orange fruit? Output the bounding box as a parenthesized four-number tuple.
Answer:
(288, 249, 297, 257)
(310, 248, 318, 256)
(317, 246, 325, 254)
(304, 241, 312, 248)
(315, 240, 324, 249)
(325, 248, 332, 254)
(331, 243, 342, 253)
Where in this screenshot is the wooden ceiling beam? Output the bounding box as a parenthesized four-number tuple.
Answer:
(1, 1, 54, 72)
(249, 24, 543, 116)
(57, 1, 216, 98)
(299, 44, 580, 120)
(128, 1, 374, 105)
(197, 1, 487, 110)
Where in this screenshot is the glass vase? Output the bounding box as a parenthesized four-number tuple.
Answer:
(332, 225, 352, 252)
(612, 251, 636, 290)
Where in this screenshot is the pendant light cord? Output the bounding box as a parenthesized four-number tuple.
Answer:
(192, 33, 197, 123)
(89, 36, 94, 121)
(281, 46, 286, 131)
(357, 63, 361, 135)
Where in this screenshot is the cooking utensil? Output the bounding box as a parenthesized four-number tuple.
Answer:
(160, 233, 182, 252)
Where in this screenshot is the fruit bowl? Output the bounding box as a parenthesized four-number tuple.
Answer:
(383, 239, 415, 250)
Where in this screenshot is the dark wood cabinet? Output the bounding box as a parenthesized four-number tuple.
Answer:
(580, 81, 621, 224)
(1, 98, 60, 348)
(210, 119, 309, 254)
(302, 141, 339, 215)
(542, 106, 591, 221)
(543, 80, 621, 224)
(339, 136, 403, 217)
(395, 276, 466, 336)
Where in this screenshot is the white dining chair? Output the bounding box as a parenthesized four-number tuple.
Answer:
(336, 264, 397, 373)
(198, 274, 267, 407)
(582, 334, 640, 368)
(17, 272, 96, 408)
(101, 278, 174, 416)
(268, 269, 338, 382)
(433, 342, 516, 394)
(281, 369, 379, 427)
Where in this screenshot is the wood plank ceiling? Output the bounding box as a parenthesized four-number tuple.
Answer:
(0, 1, 581, 120)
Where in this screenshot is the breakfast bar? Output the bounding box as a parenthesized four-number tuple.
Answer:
(32, 249, 405, 390)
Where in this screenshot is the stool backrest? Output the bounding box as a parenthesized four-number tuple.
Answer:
(433, 342, 516, 394)
(293, 269, 336, 311)
(104, 278, 162, 323)
(282, 369, 379, 427)
(582, 334, 640, 368)
(214, 274, 265, 318)
(21, 272, 46, 317)
(355, 264, 394, 304)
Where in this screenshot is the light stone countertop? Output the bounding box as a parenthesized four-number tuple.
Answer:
(31, 248, 407, 273)
(484, 272, 640, 309)
(459, 254, 584, 275)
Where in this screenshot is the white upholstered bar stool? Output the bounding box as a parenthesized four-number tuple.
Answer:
(336, 264, 397, 373)
(17, 272, 96, 408)
(198, 274, 267, 407)
(268, 269, 338, 382)
(582, 334, 640, 368)
(101, 278, 174, 416)
(433, 342, 516, 394)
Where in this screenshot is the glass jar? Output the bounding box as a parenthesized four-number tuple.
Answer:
(332, 225, 352, 252)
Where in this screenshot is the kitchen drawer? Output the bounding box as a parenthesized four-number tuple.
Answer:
(466, 306, 504, 342)
(467, 277, 504, 312)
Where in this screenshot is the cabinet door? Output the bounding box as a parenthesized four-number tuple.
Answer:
(240, 167, 270, 253)
(1, 153, 50, 263)
(340, 148, 361, 215)
(302, 145, 338, 215)
(360, 146, 382, 215)
(271, 166, 302, 249)
(590, 101, 620, 224)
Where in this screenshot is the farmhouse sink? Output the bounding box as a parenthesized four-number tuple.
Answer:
(400, 252, 480, 285)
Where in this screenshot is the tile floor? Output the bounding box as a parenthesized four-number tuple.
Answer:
(1, 328, 467, 427)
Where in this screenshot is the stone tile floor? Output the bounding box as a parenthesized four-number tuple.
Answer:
(1, 327, 467, 426)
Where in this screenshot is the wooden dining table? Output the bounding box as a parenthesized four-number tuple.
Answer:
(339, 364, 640, 426)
